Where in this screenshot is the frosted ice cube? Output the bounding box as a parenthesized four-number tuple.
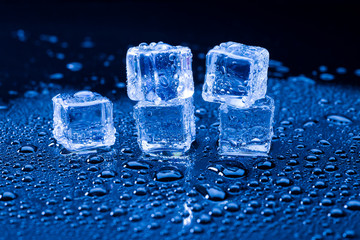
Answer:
(219, 96, 274, 156)
(52, 91, 116, 151)
(126, 42, 194, 103)
(133, 97, 195, 154)
(202, 41, 269, 107)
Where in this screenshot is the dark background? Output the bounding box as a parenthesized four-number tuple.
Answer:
(0, 0, 359, 98)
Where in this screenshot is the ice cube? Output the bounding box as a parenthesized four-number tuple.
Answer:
(126, 42, 194, 103)
(219, 96, 274, 156)
(52, 91, 116, 151)
(133, 97, 195, 154)
(202, 41, 269, 107)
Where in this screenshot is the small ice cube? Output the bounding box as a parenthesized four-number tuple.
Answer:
(52, 91, 116, 151)
(126, 42, 194, 103)
(202, 41, 269, 107)
(133, 97, 195, 154)
(219, 96, 274, 156)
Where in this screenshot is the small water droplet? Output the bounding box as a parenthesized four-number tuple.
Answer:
(123, 161, 150, 170)
(86, 187, 107, 197)
(154, 167, 183, 182)
(66, 62, 83, 72)
(18, 145, 37, 153)
(195, 184, 227, 201)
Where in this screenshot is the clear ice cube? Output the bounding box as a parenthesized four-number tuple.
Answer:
(219, 96, 274, 156)
(126, 42, 194, 103)
(202, 41, 269, 107)
(133, 97, 195, 154)
(52, 91, 116, 151)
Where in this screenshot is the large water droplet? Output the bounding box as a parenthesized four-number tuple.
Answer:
(0, 191, 17, 201)
(344, 200, 360, 211)
(327, 115, 352, 125)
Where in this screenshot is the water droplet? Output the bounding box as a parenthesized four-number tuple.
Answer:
(328, 208, 345, 218)
(86, 187, 107, 197)
(0, 192, 16, 201)
(195, 184, 227, 201)
(66, 62, 83, 72)
(344, 200, 360, 211)
(208, 162, 247, 178)
(49, 73, 64, 80)
(275, 177, 293, 187)
(154, 167, 183, 182)
(320, 73, 335, 81)
(327, 115, 352, 125)
(87, 156, 104, 164)
(256, 160, 275, 170)
(123, 161, 150, 170)
(99, 170, 115, 178)
(18, 145, 37, 153)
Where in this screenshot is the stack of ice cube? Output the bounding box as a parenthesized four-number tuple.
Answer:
(126, 42, 195, 154)
(202, 42, 274, 156)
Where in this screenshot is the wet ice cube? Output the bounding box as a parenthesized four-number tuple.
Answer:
(52, 91, 116, 151)
(219, 96, 274, 156)
(126, 42, 194, 103)
(133, 98, 195, 154)
(202, 41, 269, 107)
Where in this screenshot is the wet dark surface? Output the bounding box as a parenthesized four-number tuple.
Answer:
(1, 1, 360, 239)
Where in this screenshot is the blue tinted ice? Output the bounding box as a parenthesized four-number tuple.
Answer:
(126, 42, 194, 103)
(219, 96, 274, 156)
(133, 97, 195, 153)
(202, 41, 269, 107)
(52, 91, 116, 151)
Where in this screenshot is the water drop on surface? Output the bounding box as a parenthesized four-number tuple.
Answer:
(154, 167, 183, 182)
(195, 184, 227, 201)
(326, 115, 352, 125)
(123, 161, 150, 170)
(344, 200, 360, 211)
(86, 187, 107, 197)
(18, 145, 37, 153)
(208, 162, 247, 178)
(0, 192, 17, 201)
(87, 156, 104, 164)
(66, 62, 83, 72)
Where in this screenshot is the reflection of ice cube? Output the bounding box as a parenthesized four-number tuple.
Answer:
(202, 41, 269, 107)
(219, 96, 274, 156)
(52, 91, 116, 151)
(126, 42, 194, 103)
(133, 98, 195, 154)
